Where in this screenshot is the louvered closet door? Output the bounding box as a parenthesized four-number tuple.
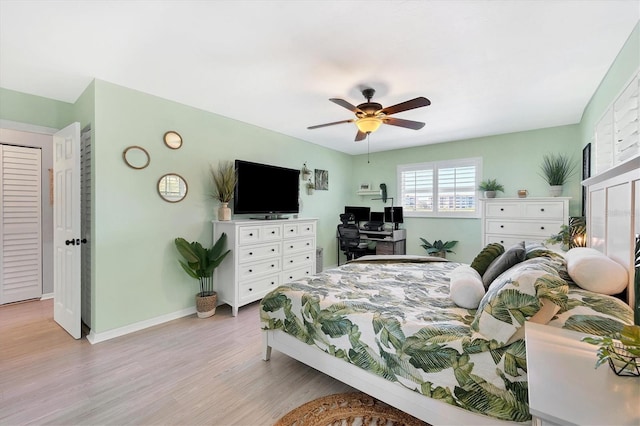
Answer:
(0, 145, 42, 304)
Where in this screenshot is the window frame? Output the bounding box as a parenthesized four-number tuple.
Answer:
(397, 157, 482, 218)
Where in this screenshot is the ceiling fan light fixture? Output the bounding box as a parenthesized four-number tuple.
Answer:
(356, 116, 382, 134)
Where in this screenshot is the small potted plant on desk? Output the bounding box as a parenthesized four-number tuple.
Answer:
(419, 238, 458, 259)
(175, 233, 231, 318)
(478, 178, 504, 198)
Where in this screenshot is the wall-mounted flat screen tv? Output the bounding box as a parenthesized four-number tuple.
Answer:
(233, 160, 300, 215)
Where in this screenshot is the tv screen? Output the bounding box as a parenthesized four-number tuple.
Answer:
(344, 206, 370, 223)
(384, 206, 404, 223)
(233, 160, 300, 215)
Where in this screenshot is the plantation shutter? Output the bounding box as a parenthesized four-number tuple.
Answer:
(400, 165, 434, 213)
(437, 165, 477, 213)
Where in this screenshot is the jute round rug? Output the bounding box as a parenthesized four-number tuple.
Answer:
(274, 392, 428, 426)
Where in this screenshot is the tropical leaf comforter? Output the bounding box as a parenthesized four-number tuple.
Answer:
(260, 257, 633, 423)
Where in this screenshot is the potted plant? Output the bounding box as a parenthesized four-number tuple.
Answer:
(419, 238, 458, 258)
(211, 160, 236, 221)
(301, 162, 312, 181)
(478, 178, 504, 198)
(539, 153, 577, 197)
(582, 324, 640, 376)
(306, 179, 315, 195)
(175, 233, 231, 318)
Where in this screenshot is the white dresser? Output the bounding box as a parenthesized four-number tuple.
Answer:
(212, 218, 317, 316)
(481, 197, 570, 246)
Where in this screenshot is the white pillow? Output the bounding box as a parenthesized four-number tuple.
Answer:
(449, 265, 485, 309)
(564, 247, 628, 295)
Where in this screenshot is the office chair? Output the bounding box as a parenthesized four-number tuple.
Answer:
(337, 213, 369, 261)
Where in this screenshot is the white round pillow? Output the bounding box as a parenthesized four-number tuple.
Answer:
(564, 247, 628, 295)
(449, 265, 486, 309)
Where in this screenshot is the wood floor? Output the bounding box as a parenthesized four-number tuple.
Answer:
(0, 299, 353, 425)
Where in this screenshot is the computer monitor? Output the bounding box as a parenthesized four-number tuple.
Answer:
(384, 207, 404, 229)
(370, 212, 384, 222)
(344, 206, 370, 223)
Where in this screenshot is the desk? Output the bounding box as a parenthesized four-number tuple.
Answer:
(525, 322, 639, 426)
(337, 229, 406, 265)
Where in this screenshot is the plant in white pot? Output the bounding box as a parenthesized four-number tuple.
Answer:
(539, 153, 576, 197)
(478, 178, 504, 198)
(211, 160, 236, 221)
(175, 233, 231, 318)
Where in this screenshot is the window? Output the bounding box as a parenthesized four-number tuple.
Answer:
(397, 157, 482, 218)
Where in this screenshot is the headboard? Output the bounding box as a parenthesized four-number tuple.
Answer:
(583, 156, 639, 313)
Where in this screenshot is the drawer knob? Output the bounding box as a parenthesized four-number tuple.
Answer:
(271, 264, 275, 268)
(540, 208, 545, 212)
(306, 227, 310, 231)
(306, 243, 310, 246)
(249, 233, 253, 236)
(289, 276, 293, 279)
(248, 269, 252, 273)
(500, 208, 504, 211)
(540, 226, 545, 230)
(290, 245, 294, 248)
(290, 260, 294, 263)
(271, 281, 275, 285)
(290, 229, 294, 232)
(271, 231, 275, 234)
(249, 288, 253, 292)
(271, 248, 275, 252)
(500, 240, 504, 243)
(306, 256, 310, 260)
(249, 252, 253, 256)
(500, 225, 504, 228)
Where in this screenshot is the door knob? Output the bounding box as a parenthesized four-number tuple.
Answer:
(65, 239, 76, 246)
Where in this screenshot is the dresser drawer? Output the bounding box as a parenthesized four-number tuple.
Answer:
(239, 273, 281, 302)
(485, 235, 544, 247)
(283, 237, 315, 254)
(238, 258, 281, 280)
(485, 202, 521, 218)
(283, 251, 314, 270)
(238, 225, 282, 245)
(282, 265, 314, 282)
(522, 202, 565, 219)
(238, 242, 280, 263)
(486, 219, 563, 237)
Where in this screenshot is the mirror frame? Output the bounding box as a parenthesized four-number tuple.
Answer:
(122, 145, 151, 170)
(157, 173, 188, 203)
(163, 131, 183, 149)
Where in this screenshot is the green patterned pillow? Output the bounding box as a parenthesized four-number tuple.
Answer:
(471, 257, 569, 345)
(470, 243, 504, 275)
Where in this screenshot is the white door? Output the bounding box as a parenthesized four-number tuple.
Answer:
(0, 145, 42, 304)
(53, 122, 81, 339)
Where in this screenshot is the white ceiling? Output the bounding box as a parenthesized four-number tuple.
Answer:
(1, 1, 638, 155)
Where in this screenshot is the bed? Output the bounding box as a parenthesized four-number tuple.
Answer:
(261, 163, 638, 425)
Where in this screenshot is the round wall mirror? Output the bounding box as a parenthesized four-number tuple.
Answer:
(163, 131, 183, 149)
(122, 146, 150, 169)
(158, 173, 188, 203)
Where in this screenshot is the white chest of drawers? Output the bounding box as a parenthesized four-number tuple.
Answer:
(212, 218, 317, 316)
(481, 198, 570, 247)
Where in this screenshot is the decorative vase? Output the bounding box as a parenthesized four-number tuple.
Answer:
(195, 292, 217, 318)
(218, 202, 231, 221)
(484, 190, 496, 198)
(549, 185, 563, 197)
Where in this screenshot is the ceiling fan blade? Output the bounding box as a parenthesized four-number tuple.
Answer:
(307, 119, 354, 130)
(379, 97, 431, 116)
(330, 98, 362, 114)
(355, 130, 367, 142)
(383, 117, 426, 130)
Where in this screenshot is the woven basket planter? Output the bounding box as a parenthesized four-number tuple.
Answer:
(195, 292, 218, 318)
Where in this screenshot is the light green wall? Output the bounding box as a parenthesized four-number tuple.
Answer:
(0, 87, 74, 129)
(580, 21, 640, 146)
(91, 80, 352, 332)
(350, 125, 582, 263)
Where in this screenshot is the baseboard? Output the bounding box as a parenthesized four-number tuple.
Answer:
(86, 306, 197, 344)
(40, 293, 54, 300)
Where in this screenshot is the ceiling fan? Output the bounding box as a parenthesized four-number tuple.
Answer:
(307, 88, 431, 142)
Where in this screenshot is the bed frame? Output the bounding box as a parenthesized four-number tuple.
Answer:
(262, 158, 638, 425)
